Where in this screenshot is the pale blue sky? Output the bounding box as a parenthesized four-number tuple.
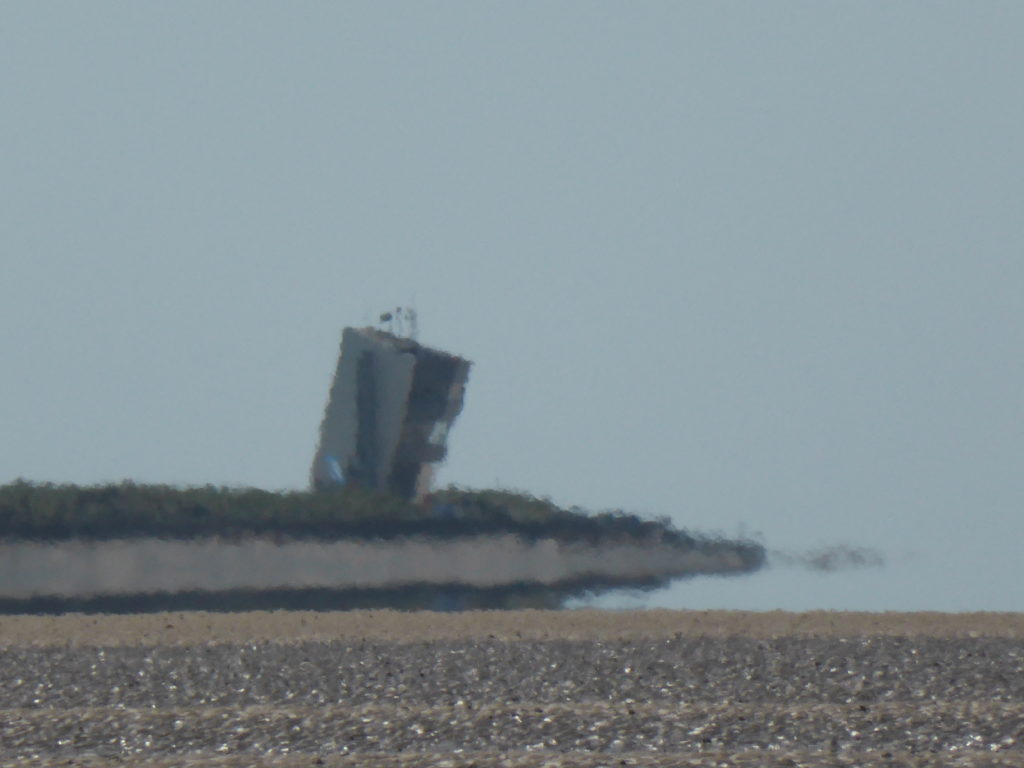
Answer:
(2, 3, 1021, 610)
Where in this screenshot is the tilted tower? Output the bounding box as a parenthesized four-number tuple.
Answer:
(311, 327, 471, 501)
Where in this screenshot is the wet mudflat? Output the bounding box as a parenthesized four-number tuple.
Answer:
(2, 610, 1023, 767)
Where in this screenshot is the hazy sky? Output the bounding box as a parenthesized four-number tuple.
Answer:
(2, 3, 1021, 610)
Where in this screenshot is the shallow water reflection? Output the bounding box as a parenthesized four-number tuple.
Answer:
(571, 547, 1024, 613)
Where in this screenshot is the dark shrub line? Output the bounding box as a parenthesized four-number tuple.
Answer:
(0, 481, 699, 546)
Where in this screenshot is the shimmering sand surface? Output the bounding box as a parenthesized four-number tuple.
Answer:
(4, 608, 1024, 646)
(2, 610, 1023, 767)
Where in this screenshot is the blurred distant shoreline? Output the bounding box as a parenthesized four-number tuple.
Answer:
(0, 482, 764, 614)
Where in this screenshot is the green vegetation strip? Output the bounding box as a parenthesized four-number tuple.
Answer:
(0, 482, 702, 545)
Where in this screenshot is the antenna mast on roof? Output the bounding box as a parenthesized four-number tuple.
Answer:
(377, 306, 418, 340)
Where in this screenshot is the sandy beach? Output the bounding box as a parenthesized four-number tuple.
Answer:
(2, 610, 1023, 767)
(3, 608, 1024, 646)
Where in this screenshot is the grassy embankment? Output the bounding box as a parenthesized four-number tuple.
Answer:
(0, 481, 714, 547)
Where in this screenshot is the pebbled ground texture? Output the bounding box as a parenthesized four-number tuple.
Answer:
(1, 609, 1023, 767)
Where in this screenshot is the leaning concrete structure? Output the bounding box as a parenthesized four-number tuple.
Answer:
(311, 327, 471, 500)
